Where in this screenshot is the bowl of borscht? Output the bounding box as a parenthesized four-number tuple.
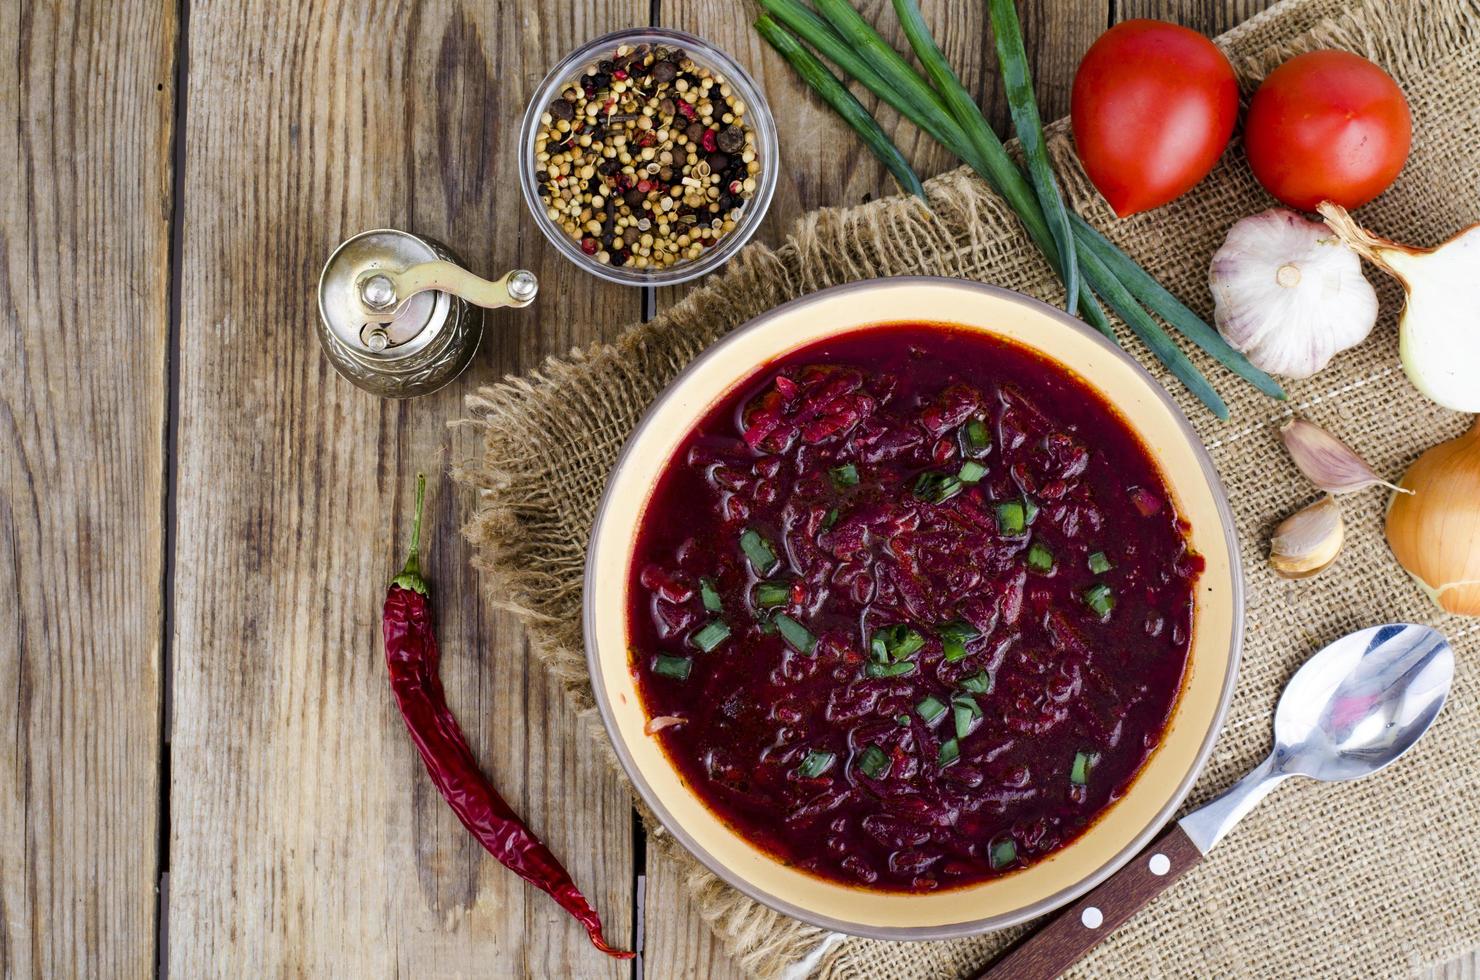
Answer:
(585, 278, 1242, 939)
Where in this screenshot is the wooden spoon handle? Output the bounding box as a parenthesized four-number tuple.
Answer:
(974, 823, 1203, 980)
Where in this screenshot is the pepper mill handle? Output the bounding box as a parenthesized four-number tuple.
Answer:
(973, 823, 1204, 980)
(353, 261, 538, 323)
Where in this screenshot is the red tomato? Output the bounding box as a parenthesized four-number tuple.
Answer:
(1244, 50, 1411, 211)
(1071, 20, 1239, 217)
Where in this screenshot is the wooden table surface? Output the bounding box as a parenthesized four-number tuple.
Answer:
(4, 0, 1476, 977)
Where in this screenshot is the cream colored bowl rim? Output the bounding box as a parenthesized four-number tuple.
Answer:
(583, 277, 1243, 940)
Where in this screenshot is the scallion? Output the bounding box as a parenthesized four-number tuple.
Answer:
(1023, 496, 1040, 524)
(952, 694, 982, 738)
(1084, 583, 1115, 619)
(913, 471, 962, 504)
(1087, 551, 1113, 574)
(938, 620, 979, 662)
(866, 660, 918, 678)
(896, 713, 911, 727)
(958, 459, 988, 484)
(653, 655, 692, 680)
(938, 737, 960, 767)
(822, 507, 840, 530)
(983, 0, 1079, 315)
(916, 695, 947, 725)
(699, 577, 723, 613)
(990, 837, 1018, 869)
(755, 15, 927, 201)
(960, 670, 993, 695)
(961, 417, 991, 457)
(1071, 749, 1096, 786)
(1027, 540, 1055, 573)
(858, 744, 890, 779)
(691, 620, 731, 652)
(775, 613, 818, 655)
(740, 528, 779, 575)
(875, 623, 925, 661)
(753, 581, 791, 608)
(796, 749, 836, 778)
(831, 462, 860, 488)
(995, 500, 1026, 536)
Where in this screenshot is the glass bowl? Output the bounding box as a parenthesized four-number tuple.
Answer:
(518, 28, 779, 287)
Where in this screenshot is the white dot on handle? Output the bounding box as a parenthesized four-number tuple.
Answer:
(1149, 853, 1171, 876)
(1081, 906, 1104, 929)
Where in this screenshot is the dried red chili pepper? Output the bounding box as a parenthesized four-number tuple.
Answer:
(382, 475, 632, 959)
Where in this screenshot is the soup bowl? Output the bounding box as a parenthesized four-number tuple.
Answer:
(583, 277, 1242, 939)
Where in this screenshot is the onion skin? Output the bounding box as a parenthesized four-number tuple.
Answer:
(1386, 419, 1480, 616)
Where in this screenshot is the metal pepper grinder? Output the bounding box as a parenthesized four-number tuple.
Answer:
(316, 228, 538, 398)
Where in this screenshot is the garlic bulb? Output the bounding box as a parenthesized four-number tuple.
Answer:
(1270, 496, 1345, 579)
(1319, 203, 1480, 412)
(1386, 419, 1480, 616)
(1210, 209, 1378, 379)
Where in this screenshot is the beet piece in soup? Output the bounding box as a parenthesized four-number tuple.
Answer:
(626, 323, 1201, 893)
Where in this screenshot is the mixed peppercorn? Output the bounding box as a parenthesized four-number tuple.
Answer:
(534, 43, 761, 270)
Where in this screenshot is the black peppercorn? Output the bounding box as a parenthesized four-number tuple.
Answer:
(716, 125, 745, 154)
(684, 121, 706, 144)
(548, 100, 574, 121)
(706, 152, 729, 171)
(651, 61, 677, 84)
(624, 188, 646, 208)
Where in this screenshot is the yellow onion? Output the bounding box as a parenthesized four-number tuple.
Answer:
(1386, 419, 1480, 616)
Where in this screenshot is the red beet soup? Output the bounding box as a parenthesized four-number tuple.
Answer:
(626, 323, 1201, 892)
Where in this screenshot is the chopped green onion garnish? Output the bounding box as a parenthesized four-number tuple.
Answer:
(1071, 749, 1097, 786)
(691, 620, 731, 652)
(1027, 541, 1055, 573)
(1023, 496, 1040, 523)
(775, 614, 818, 655)
(938, 620, 980, 662)
(995, 500, 1026, 535)
(874, 623, 925, 662)
(796, 749, 835, 778)
(916, 695, 947, 725)
(938, 738, 960, 767)
(857, 745, 890, 779)
(830, 463, 860, 488)
(740, 528, 779, 575)
(896, 713, 911, 727)
(757, 617, 779, 635)
(961, 418, 992, 457)
(960, 670, 993, 694)
(957, 460, 988, 484)
(866, 660, 918, 678)
(822, 507, 840, 530)
(913, 471, 963, 504)
(952, 695, 982, 738)
(753, 581, 790, 608)
(653, 655, 692, 680)
(699, 577, 723, 613)
(990, 837, 1017, 869)
(1084, 583, 1115, 619)
(1087, 551, 1113, 574)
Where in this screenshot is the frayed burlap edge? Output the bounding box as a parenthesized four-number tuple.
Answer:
(455, 0, 1480, 976)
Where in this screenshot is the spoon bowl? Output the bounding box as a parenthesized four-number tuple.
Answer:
(1274, 623, 1453, 781)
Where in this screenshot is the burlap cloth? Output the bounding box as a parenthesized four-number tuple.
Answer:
(454, 0, 1480, 974)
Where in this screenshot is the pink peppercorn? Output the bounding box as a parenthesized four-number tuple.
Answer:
(701, 128, 718, 152)
(581, 238, 598, 255)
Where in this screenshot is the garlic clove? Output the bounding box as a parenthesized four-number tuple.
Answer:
(1319, 202, 1480, 412)
(1270, 495, 1344, 579)
(1280, 417, 1410, 494)
(1210, 208, 1378, 380)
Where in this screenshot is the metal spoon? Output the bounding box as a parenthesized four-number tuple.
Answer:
(981, 623, 1454, 980)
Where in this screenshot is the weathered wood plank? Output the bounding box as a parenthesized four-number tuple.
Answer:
(0, 1, 175, 976)
(169, 1, 642, 974)
(641, 3, 1105, 975)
